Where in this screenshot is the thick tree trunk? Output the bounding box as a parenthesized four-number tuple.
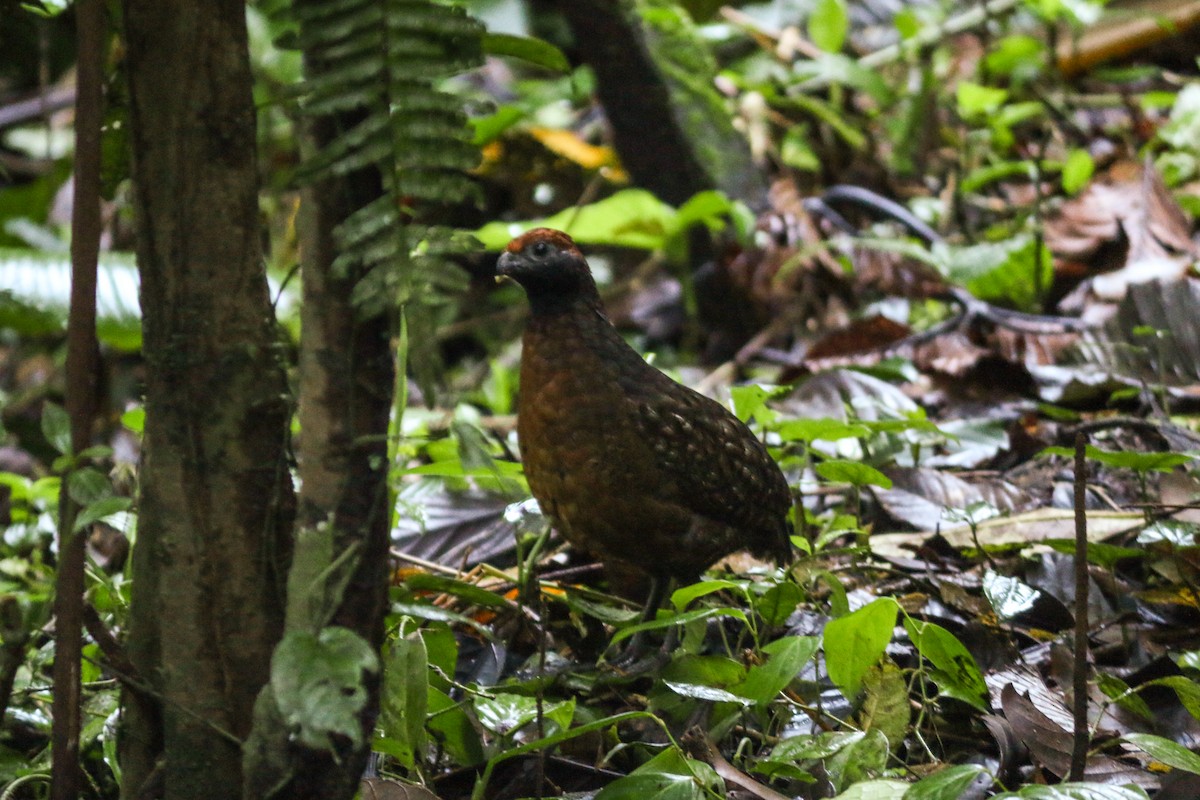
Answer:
(119, 1, 294, 797)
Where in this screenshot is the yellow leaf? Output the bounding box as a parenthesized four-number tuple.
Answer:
(528, 126, 622, 174)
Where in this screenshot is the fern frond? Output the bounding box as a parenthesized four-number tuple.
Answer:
(284, 0, 484, 396)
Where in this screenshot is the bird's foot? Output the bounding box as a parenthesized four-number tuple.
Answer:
(605, 646, 672, 677)
(599, 623, 679, 677)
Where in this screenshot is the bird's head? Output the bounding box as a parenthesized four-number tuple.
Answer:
(497, 228, 601, 314)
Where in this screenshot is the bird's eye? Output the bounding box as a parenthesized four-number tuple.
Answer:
(530, 241, 551, 258)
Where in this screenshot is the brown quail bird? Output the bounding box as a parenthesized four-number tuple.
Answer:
(497, 228, 792, 623)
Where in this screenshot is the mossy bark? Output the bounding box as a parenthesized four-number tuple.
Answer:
(119, 1, 294, 796)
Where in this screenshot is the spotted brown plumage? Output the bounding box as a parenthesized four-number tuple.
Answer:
(497, 228, 792, 599)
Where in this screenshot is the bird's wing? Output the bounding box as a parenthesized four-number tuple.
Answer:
(628, 376, 788, 537)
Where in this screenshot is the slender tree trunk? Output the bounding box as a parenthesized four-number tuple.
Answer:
(250, 108, 396, 800)
(119, 2, 294, 797)
(51, 1, 103, 796)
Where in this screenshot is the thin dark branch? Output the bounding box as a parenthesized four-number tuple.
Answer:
(51, 1, 104, 798)
(1069, 432, 1090, 782)
(0, 84, 76, 129)
(81, 603, 140, 686)
(0, 606, 30, 726)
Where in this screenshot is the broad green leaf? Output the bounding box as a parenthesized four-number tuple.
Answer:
(376, 633, 428, 769)
(904, 763, 991, 799)
(671, 579, 743, 610)
(808, 0, 848, 52)
(1096, 673, 1153, 721)
(816, 460, 893, 489)
(560, 592, 642, 625)
(1061, 149, 1094, 194)
(792, 54, 893, 106)
(419, 623, 458, 693)
(41, 403, 71, 456)
(812, 569, 850, 617)
(474, 693, 575, 738)
(473, 189, 676, 251)
(824, 598, 898, 698)
(662, 654, 748, 695)
(827, 728, 889, 791)
(1123, 732, 1200, 774)
(894, 9, 920, 39)
(471, 105, 525, 146)
(673, 190, 736, 232)
(68, 467, 112, 506)
(781, 128, 820, 171)
(904, 618, 989, 710)
(769, 730, 865, 763)
(754, 580, 804, 626)
(594, 746, 721, 800)
(1044, 539, 1144, 569)
(994, 100, 1045, 130)
(932, 234, 1052, 311)
(663, 681, 751, 704)
(427, 686, 484, 766)
(1041, 445, 1194, 473)
(401, 459, 525, 478)
(837, 779, 909, 799)
(286, 522, 361, 630)
(777, 418, 870, 444)
(956, 82, 1009, 117)
(735, 635, 820, 703)
(730, 384, 777, 425)
(610, 606, 748, 646)
(1144, 676, 1200, 721)
(120, 407, 145, 435)
(474, 711, 659, 800)
(391, 602, 498, 640)
(962, 159, 1038, 192)
(1159, 83, 1200, 145)
(403, 574, 511, 610)
(482, 33, 569, 73)
(858, 415, 941, 436)
(270, 627, 378, 751)
(1175, 650, 1200, 671)
(21, 0, 72, 18)
(985, 35, 1046, 78)
(73, 496, 133, 533)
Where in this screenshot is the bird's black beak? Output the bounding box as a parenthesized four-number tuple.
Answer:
(495, 251, 522, 283)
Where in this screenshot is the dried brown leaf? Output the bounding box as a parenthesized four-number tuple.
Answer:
(1000, 683, 1158, 787)
(1047, 160, 1196, 308)
(874, 468, 1026, 531)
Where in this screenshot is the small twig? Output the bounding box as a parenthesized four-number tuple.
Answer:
(856, 0, 1024, 71)
(1069, 432, 1090, 782)
(680, 727, 793, 800)
(0, 84, 75, 129)
(390, 548, 466, 576)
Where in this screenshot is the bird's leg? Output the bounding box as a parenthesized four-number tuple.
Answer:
(609, 576, 676, 672)
(640, 575, 669, 624)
